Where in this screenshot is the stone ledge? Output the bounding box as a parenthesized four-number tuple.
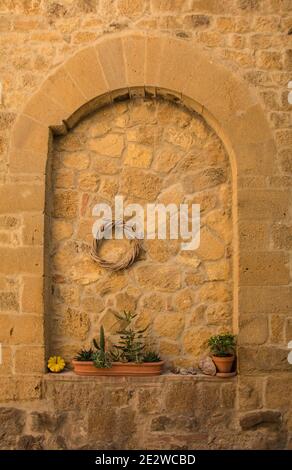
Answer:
(44, 371, 237, 384)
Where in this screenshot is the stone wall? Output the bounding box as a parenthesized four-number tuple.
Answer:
(0, 0, 291, 450)
(50, 98, 232, 368)
(0, 374, 289, 450)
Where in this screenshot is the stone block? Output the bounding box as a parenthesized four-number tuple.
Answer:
(39, 66, 86, 119)
(0, 291, 18, 311)
(55, 170, 75, 189)
(165, 382, 197, 415)
(145, 36, 164, 86)
(196, 227, 225, 261)
(17, 435, 44, 450)
(238, 346, 290, 373)
(153, 312, 184, 340)
(182, 327, 210, 357)
(238, 221, 269, 250)
(89, 134, 124, 157)
(239, 316, 269, 345)
(15, 376, 43, 401)
(183, 168, 227, 192)
(121, 168, 162, 200)
(0, 247, 43, 275)
(11, 114, 49, 154)
(123, 33, 146, 87)
(278, 148, 292, 174)
(239, 286, 292, 314)
(238, 190, 289, 220)
(0, 184, 45, 213)
(65, 47, 109, 101)
(96, 37, 126, 90)
(22, 213, 44, 246)
(54, 308, 90, 341)
(265, 376, 292, 409)
(135, 265, 182, 291)
(270, 315, 285, 343)
(238, 141, 277, 178)
(198, 282, 232, 302)
(53, 191, 78, 218)
(9, 148, 47, 174)
(14, 346, 45, 374)
(272, 224, 292, 250)
(22, 276, 43, 313)
(205, 259, 230, 280)
(124, 142, 152, 168)
(0, 347, 13, 375)
(239, 252, 290, 285)
(31, 411, 67, 433)
(62, 152, 90, 170)
(221, 383, 236, 408)
(78, 173, 99, 192)
(0, 408, 26, 449)
(240, 411, 282, 430)
(0, 314, 43, 345)
(22, 90, 66, 133)
(238, 376, 264, 411)
(0, 377, 17, 402)
(51, 220, 73, 242)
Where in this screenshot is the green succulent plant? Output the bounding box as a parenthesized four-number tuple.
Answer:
(208, 333, 236, 357)
(113, 310, 149, 363)
(142, 350, 161, 363)
(74, 348, 94, 362)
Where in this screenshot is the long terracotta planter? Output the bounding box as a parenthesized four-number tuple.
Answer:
(72, 360, 164, 376)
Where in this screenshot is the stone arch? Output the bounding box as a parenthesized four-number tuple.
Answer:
(9, 31, 277, 373)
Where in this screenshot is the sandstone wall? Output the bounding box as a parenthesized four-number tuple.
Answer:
(0, 0, 291, 450)
(50, 98, 232, 367)
(0, 374, 289, 450)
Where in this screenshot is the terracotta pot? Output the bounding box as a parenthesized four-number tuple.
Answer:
(72, 360, 164, 377)
(211, 355, 235, 373)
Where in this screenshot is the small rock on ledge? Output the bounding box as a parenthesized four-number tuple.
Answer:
(198, 356, 216, 376)
(171, 367, 198, 375)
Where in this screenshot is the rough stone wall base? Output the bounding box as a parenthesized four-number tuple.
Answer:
(0, 374, 288, 450)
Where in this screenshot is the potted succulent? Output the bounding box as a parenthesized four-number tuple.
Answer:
(72, 311, 164, 376)
(208, 333, 236, 374)
(72, 325, 112, 376)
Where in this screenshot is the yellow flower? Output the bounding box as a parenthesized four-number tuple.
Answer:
(48, 356, 65, 373)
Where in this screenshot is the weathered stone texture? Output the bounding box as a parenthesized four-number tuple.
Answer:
(5, 373, 287, 450)
(50, 100, 232, 366)
(0, 0, 291, 451)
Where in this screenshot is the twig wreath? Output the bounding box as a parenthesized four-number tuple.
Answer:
(91, 219, 143, 271)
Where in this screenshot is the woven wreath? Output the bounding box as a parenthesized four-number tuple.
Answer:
(91, 219, 142, 271)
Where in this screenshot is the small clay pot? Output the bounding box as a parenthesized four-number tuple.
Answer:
(211, 355, 235, 373)
(72, 360, 164, 377)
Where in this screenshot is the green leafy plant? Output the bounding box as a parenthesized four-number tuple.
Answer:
(113, 310, 149, 363)
(208, 333, 236, 357)
(92, 325, 112, 368)
(74, 348, 94, 362)
(142, 350, 161, 363)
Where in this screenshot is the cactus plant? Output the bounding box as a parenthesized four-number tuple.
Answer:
(92, 325, 111, 368)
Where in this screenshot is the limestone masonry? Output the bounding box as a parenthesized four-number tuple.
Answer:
(0, 0, 291, 450)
